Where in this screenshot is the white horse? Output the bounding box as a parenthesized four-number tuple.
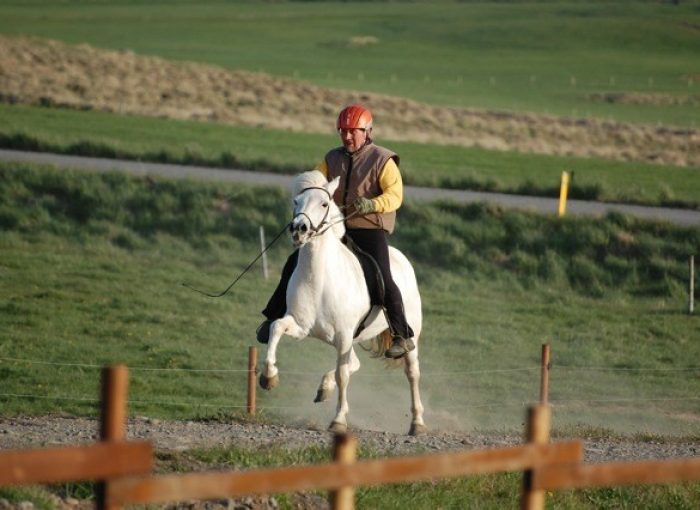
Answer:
(259, 170, 426, 436)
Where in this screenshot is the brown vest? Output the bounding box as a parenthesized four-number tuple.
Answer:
(325, 143, 399, 233)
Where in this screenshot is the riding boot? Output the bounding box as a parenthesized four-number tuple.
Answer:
(383, 279, 416, 359)
(258, 250, 299, 343)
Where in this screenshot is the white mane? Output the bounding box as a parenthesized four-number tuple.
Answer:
(292, 170, 327, 197)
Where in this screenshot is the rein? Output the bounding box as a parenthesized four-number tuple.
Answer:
(182, 220, 292, 298)
(183, 186, 356, 298)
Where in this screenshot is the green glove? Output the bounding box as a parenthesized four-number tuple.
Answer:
(354, 197, 376, 215)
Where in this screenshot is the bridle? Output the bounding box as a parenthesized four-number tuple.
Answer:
(292, 186, 356, 239)
(292, 186, 333, 235)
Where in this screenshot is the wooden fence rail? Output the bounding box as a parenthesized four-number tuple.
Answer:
(106, 440, 583, 506)
(0, 442, 152, 487)
(534, 457, 700, 491)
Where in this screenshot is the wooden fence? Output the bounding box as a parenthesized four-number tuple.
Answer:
(2, 358, 700, 510)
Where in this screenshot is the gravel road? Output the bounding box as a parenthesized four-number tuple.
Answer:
(2, 415, 697, 464)
(2, 149, 700, 227)
(1, 416, 698, 509)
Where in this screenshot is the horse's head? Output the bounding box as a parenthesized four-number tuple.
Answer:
(290, 175, 342, 247)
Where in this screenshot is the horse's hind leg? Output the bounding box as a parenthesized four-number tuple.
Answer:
(404, 347, 427, 436)
(314, 347, 360, 403)
(314, 368, 336, 403)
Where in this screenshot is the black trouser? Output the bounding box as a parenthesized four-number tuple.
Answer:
(262, 228, 414, 339)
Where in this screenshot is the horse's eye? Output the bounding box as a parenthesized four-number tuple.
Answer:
(322, 202, 329, 208)
(293, 199, 299, 206)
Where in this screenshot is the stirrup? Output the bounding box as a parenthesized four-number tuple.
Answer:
(385, 336, 415, 359)
(256, 320, 272, 344)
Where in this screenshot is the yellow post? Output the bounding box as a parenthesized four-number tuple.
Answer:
(558, 171, 570, 217)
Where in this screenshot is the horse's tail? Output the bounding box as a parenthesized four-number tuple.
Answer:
(361, 330, 405, 368)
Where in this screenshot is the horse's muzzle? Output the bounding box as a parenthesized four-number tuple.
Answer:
(290, 217, 311, 246)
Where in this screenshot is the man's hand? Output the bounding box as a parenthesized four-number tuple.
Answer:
(353, 197, 376, 215)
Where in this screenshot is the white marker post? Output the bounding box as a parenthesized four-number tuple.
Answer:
(260, 226, 268, 280)
(690, 255, 695, 315)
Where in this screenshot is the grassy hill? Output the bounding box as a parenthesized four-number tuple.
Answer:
(1, 1, 698, 126)
(0, 1, 698, 208)
(2, 103, 699, 209)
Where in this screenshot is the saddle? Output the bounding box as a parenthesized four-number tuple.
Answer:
(342, 235, 387, 338)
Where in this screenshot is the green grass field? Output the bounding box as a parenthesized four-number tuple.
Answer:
(2, 162, 698, 436)
(2, 162, 699, 508)
(3, 103, 699, 209)
(1, 1, 699, 209)
(1, 1, 698, 126)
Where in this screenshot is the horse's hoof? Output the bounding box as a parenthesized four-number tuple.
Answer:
(409, 423, 427, 436)
(313, 388, 331, 403)
(259, 373, 279, 391)
(328, 421, 347, 434)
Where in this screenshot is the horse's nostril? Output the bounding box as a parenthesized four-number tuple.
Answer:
(301, 224, 308, 233)
(289, 224, 294, 232)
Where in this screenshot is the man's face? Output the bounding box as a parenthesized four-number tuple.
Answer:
(339, 127, 368, 153)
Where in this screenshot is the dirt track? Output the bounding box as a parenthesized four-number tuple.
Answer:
(1, 415, 698, 508)
(1, 35, 698, 168)
(2, 414, 697, 465)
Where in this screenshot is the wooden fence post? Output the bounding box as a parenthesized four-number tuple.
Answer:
(97, 365, 130, 510)
(329, 433, 358, 510)
(540, 344, 551, 404)
(247, 346, 257, 416)
(521, 405, 552, 510)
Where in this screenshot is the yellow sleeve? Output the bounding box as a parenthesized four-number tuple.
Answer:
(372, 158, 403, 213)
(315, 160, 329, 178)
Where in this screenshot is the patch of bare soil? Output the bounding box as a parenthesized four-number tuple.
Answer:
(587, 91, 700, 107)
(1, 36, 698, 168)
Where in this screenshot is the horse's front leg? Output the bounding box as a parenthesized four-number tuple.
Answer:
(329, 335, 356, 433)
(260, 315, 305, 391)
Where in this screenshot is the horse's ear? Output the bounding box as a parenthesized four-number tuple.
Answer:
(326, 176, 340, 196)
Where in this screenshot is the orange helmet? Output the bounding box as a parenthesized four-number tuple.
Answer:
(337, 104, 373, 131)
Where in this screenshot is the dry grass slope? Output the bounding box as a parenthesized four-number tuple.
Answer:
(1, 35, 698, 167)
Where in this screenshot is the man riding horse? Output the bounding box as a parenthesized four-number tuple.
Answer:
(257, 104, 415, 359)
